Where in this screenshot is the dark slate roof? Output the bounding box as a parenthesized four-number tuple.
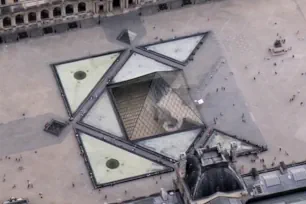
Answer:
(192, 167, 244, 200)
(246, 189, 306, 204)
(243, 163, 306, 197)
(184, 149, 244, 200)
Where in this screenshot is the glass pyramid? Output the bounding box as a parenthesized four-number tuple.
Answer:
(108, 70, 203, 140)
(117, 29, 137, 44)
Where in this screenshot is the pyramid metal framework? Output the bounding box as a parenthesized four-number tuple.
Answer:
(107, 70, 204, 141)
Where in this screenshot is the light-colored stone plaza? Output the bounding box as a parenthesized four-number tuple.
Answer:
(1, 0, 306, 203)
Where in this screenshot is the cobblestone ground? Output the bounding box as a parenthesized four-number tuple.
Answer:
(1, 0, 306, 203)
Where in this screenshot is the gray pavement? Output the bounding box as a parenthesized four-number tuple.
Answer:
(0, 113, 68, 157)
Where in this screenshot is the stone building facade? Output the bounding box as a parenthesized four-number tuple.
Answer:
(0, 0, 209, 42)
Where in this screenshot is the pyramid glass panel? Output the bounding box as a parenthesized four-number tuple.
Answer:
(204, 130, 258, 154)
(112, 53, 175, 83)
(136, 128, 202, 160)
(82, 91, 124, 138)
(144, 34, 205, 63)
(157, 71, 200, 117)
(117, 29, 137, 44)
(54, 52, 120, 113)
(127, 30, 137, 42)
(109, 71, 203, 140)
(80, 133, 168, 185)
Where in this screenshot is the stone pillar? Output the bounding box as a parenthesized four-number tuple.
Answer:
(109, 0, 113, 12)
(125, 0, 128, 8)
(0, 20, 4, 29)
(24, 13, 29, 24)
(37, 10, 41, 21)
(94, 3, 98, 13)
(104, 1, 108, 12)
(120, 0, 124, 9)
(96, 3, 100, 13)
(84, 2, 89, 12)
(49, 8, 53, 18)
(103, 2, 107, 12)
(230, 142, 238, 162)
(11, 16, 16, 26)
(0, 18, 3, 29)
(62, 5, 66, 16)
(87, 0, 91, 13)
(73, 3, 78, 14)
